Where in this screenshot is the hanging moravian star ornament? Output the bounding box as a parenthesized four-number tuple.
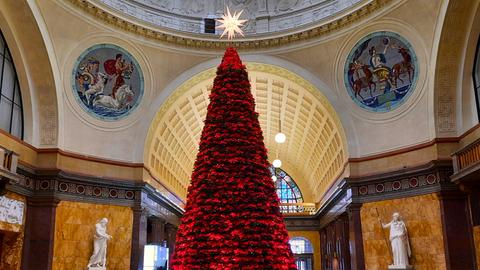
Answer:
(216, 7, 247, 40)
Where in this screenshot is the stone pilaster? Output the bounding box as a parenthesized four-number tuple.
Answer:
(21, 196, 59, 270)
(130, 206, 148, 270)
(347, 203, 365, 270)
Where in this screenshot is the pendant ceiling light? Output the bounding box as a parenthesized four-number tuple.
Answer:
(273, 159, 282, 168)
(275, 89, 286, 144)
(275, 132, 286, 144)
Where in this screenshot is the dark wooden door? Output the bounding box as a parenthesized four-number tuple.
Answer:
(320, 214, 351, 270)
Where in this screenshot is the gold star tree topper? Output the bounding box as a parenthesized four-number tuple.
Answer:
(216, 7, 247, 40)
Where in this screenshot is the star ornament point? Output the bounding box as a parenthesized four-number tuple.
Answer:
(216, 7, 247, 40)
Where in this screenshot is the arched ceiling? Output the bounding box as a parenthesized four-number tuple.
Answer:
(145, 63, 347, 202)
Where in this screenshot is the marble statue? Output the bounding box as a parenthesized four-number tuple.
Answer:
(382, 213, 413, 270)
(87, 218, 113, 270)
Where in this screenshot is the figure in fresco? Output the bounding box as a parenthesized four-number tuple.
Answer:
(84, 72, 108, 106)
(382, 212, 412, 269)
(104, 53, 134, 98)
(391, 45, 414, 88)
(87, 218, 112, 269)
(73, 45, 143, 120)
(369, 42, 392, 91)
(93, 84, 134, 110)
(77, 58, 100, 94)
(348, 60, 376, 100)
(344, 32, 417, 111)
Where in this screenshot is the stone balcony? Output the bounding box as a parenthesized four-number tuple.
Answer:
(279, 202, 317, 216)
(451, 138, 480, 188)
(0, 146, 23, 195)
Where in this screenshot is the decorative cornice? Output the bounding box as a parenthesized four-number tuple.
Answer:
(346, 161, 457, 203)
(12, 168, 139, 207)
(8, 168, 183, 221)
(285, 216, 321, 231)
(64, 0, 393, 51)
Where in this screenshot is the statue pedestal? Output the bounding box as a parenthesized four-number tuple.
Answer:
(388, 265, 414, 270)
(87, 266, 106, 270)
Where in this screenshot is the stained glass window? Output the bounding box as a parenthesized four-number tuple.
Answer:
(270, 166, 303, 205)
(0, 30, 23, 139)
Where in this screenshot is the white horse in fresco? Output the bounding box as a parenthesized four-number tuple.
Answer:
(84, 72, 108, 104)
(93, 84, 134, 110)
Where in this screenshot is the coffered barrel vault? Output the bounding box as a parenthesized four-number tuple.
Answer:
(145, 63, 348, 202)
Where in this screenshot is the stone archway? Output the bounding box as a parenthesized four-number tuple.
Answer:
(144, 63, 348, 203)
(434, 0, 480, 137)
(0, 0, 59, 146)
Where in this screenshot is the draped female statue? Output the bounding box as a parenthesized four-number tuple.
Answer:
(382, 212, 413, 269)
(87, 218, 112, 269)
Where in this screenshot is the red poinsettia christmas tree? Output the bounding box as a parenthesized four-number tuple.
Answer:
(170, 48, 297, 270)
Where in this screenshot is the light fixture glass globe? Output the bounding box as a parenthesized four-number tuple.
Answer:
(271, 175, 277, 182)
(272, 159, 282, 168)
(275, 132, 286, 143)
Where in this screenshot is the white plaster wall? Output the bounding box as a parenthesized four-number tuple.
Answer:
(29, 0, 466, 164)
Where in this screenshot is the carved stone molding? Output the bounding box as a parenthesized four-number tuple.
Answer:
(10, 167, 183, 220)
(64, 0, 393, 51)
(285, 217, 321, 231)
(346, 161, 456, 203)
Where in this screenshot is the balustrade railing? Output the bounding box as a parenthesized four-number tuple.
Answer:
(0, 146, 19, 173)
(0, 146, 22, 193)
(452, 138, 480, 173)
(279, 203, 316, 215)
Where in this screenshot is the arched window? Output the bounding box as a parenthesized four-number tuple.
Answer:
(473, 35, 480, 118)
(0, 31, 23, 139)
(289, 237, 313, 254)
(289, 237, 314, 270)
(270, 167, 303, 203)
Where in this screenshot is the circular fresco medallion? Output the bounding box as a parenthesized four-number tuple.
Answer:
(72, 44, 144, 121)
(344, 31, 418, 112)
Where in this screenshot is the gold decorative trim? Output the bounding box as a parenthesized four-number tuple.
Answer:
(65, 0, 393, 50)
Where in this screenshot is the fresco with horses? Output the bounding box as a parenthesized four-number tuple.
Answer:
(344, 32, 418, 112)
(72, 44, 144, 120)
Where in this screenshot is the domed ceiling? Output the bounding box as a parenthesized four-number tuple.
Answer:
(71, 0, 392, 49)
(94, 0, 367, 35)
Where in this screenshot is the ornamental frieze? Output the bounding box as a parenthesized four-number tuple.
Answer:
(64, 0, 393, 50)
(347, 162, 455, 203)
